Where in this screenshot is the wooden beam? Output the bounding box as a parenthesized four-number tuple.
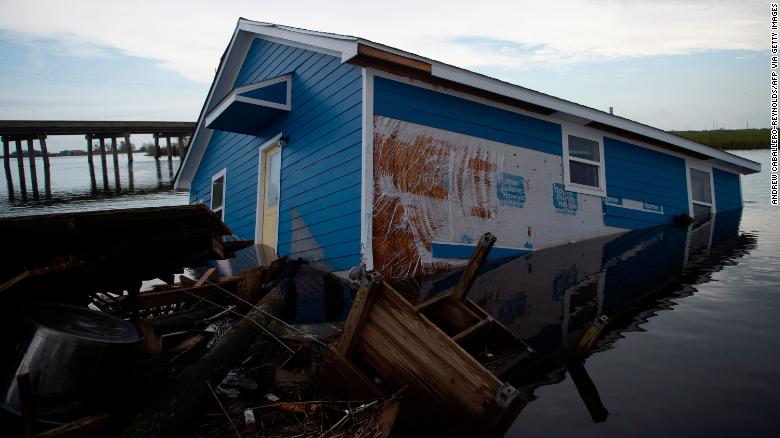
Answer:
(357, 44, 432, 73)
(26, 138, 39, 199)
(111, 137, 121, 192)
(236, 266, 266, 314)
(98, 137, 109, 192)
(166, 136, 173, 162)
(120, 280, 293, 437)
(568, 361, 608, 423)
(2, 137, 14, 199)
(452, 232, 496, 301)
(334, 272, 382, 357)
(451, 318, 490, 343)
(124, 134, 133, 163)
(39, 135, 51, 199)
(193, 267, 218, 287)
(132, 282, 235, 310)
(86, 134, 96, 192)
(17, 373, 34, 438)
(33, 414, 111, 438)
(14, 139, 27, 201)
(0, 120, 196, 136)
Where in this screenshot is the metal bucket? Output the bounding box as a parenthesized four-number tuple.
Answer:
(0, 303, 141, 423)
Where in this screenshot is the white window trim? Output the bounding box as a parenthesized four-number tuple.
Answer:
(687, 164, 717, 216)
(205, 73, 292, 128)
(254, 133, 284, 244)
(211, 168, 227, 220)
(562, 125, 607, 197)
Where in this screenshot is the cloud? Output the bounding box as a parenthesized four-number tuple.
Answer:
(0, 0, 764, 83)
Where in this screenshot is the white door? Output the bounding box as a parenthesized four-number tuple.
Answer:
(259, 144, 281, 263)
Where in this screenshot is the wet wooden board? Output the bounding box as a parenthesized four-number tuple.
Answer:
(358, 284, 503, 424)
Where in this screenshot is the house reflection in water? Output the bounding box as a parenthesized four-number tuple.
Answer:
(394, 209, 754, 423)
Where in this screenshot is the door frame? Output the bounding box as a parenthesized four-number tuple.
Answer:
(254, 133, 283, 245)
(685, 161, 717, 219)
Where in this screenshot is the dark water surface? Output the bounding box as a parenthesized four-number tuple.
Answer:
(502, 149, 779, 437)
(0, 150, 777, 436)
(0, 154, 187, 217)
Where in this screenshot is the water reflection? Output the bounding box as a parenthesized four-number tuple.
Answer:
(390, 209, 754, 427)
(0, 154, 184, 217)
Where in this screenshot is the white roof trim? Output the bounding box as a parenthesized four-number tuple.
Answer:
(204, 74, 292, 128)
(426, 64, 760, 173)
(176, 20, 361, 190)
(177, 19, 759, 191)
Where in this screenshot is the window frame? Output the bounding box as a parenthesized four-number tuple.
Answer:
(210, 168, 227, 220)
(562, 126, 607, 197)
(687, 165, 716, 219)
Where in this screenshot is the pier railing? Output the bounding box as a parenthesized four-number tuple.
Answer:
(0, 121, 195, 200)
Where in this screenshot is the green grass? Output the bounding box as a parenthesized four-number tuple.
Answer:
(669, 128, 769, 150)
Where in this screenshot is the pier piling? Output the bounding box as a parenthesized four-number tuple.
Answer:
(2, 137, 13, 199)
(111, 137, 121, 192)
(98, 137, 109, 192)
(86, 135, 97, 193)
(14, 140, 27, 201)
(0, 121, 196, 200)
(125, 134, 133, 163)
(39, 135, 51, 199)
(26, 138, 39, 199)
(178, 136, 185, 158)
(154, 134, 161, 160)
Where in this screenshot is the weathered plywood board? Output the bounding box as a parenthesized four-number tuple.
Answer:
(358, 285, 503, 423)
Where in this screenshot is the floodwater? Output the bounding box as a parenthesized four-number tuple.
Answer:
(0, 153, 187, 217)
(0, 149, 777, 436)
(500, 149, 779, 437)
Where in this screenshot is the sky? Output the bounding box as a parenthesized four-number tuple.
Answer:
(0, 0, 766, 152)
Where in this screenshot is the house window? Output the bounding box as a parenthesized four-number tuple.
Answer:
(563, 130, 605, 196)
(211, 169, 227, 220)
(689, 167, 713, 219)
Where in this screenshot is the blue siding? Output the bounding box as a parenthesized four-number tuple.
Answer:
(603, 137, 689, 228)
(189, 38, 362, 271)
(431, 242, 530, 260)
(373, 77, 562, 155)
(713, 168, 742, 212)
(239, 80, 288, 103)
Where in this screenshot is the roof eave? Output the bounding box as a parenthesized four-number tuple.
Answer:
(353, 39, 761, 174)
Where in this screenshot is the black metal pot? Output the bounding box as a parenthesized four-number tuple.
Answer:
(0, 303, 141, 424)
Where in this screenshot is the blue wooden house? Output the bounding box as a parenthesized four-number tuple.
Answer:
(175, 19, 760, 279)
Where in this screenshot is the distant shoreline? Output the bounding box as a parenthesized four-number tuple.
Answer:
(669, 128, 769, 150)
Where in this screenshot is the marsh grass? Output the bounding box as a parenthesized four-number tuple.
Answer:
(670, 128, 769, 150)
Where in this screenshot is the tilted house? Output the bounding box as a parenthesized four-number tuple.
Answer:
(175, 19, 760, 279)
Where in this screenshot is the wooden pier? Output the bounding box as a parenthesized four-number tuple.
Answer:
(0, 121, 195, 200)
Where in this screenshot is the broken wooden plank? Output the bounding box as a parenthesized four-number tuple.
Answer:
(236, 266, 266, 314)
(194, 267, 218, 287)
(576, 315, 609, 358)
(334, 272, 382, 357)
(319, 345, 384, 400)
(18, 373, 33, 438)
(452, 232, 496, 301)
(358, 285, 504, 425)
(131, 282, 237, 310)
(119, 265, 298, 437)
(452, 318, 490, 343)
(32, 414, 111, 438)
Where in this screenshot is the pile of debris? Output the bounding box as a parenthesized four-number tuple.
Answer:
(1, 207, 559, 437)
